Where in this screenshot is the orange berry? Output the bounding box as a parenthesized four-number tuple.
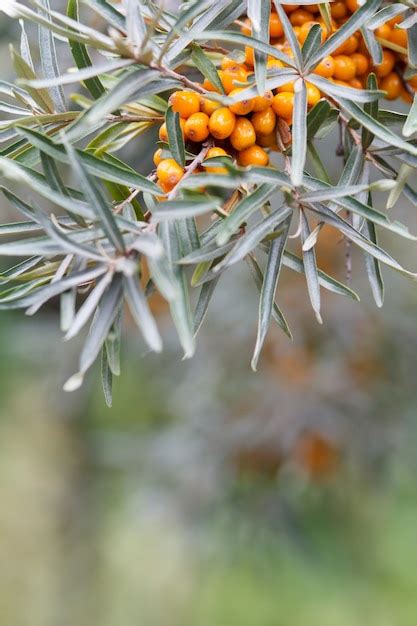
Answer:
(290, 8, 313, 26)
(330, 1, 347, 19)
(375, 24, 392, 40)
(221, 55, 244, 70)
(272, 92, 295, 118)
(333, 55, 356, 80)
(208, 107, 236, 139)
(267, 57, 285, 70)
(334, 34, 359, 55)
(156, 158, 184, 190)
(346, 0, 358, 13)
(388, 15, 403, 28)
(389, 27, 408, 48)
(314, 55, 335, 78)
(408, 75, 417, 89)
(153, 148, 163, 167)
(349, 77, 363, 89)
(245, 46, 255, 67)
(229, 87, 254, 115)
(240, 17, 251, 35)
(184, 112, 210, 142)
(252, 91, 274, 112)
(305, 4, 319, 13)
(380, 71, 402, 100)
(306, 82, 321, 107)
(203, 147, 229, 174)
(168, 90, 200, 118)
(230, 117, 256, 151)
(277, 81, 295, 93)
(158, 119, 185, 142)
(333, 79, 351, 88)
(270, 12, 284, 38)
(203, 73, 222, 92)
(350, 52, 369, 76)
(257, 132, 279, 150)
(374, 49, 395, 77)
(238, 145, 269, 167)
(221, 66, 249, 94)
(200, 97, 221, 116)
(284, 4, 299, 13)
(251, 106, 277, 136)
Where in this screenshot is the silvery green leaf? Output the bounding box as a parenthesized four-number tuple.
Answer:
(80, 0, 125, 31)
(105, 305, 123, 376)
(367, 4, 408, 30)
(0, 256, 42, 285)
(152, 197, 221, 220)
(281, 250, 360, 301)
(301, 23, 322, 63)
(101, 345, 113, 408)
(362, 202, 384, 308)
(216, 205, 292, 270)
(246, 254, 292, 345)
(335, 97, 417, 156)
(300, 210, 322, 324)
(67, 0, 105, 100)
(178, 239, 235, 265)
(362, 72, 379, 149)
(10, 45, 54, 113)
(386, 163, 413, 209)
(21, 58, 134, 89)
(248, 0, 270, 95)
(147, 255, 178, 301)
(272, 0, 302, 70)
(251, 217, 292, 371)
(79, 276, 123, 375)
(307, 74, 383, 103)
(193, 274, 220, 336)
(291, 79, 307, 187)
(60, 287, 76, 332)
(191, 45, 225, 94)
(407, 24, 417, 67)
(65, 272, 113, 340)
(216, 184, 277, 246)
(64, 138, 125, 253)
(38, 0, 66, 112)
(19, 19, 34, 70)
(129, 233, 164, 259)
(301, 184, 368, 203)
(166, 106, 185, 168)
(307, 0, 382, 69)
(126, 0, 146, 49)
(17, 127, 160, 194)
(361, 25, 382, 65)
(403, 94, 417, 138)
(160, 220, 195, 358)
(123, 274, 162, 353)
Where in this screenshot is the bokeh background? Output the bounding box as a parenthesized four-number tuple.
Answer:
(1, 6, 417, 625)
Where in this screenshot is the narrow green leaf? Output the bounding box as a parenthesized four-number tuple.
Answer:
(291, 79, 307, 186)
(166, 106, 185, 168)
(191, 45, 225, 94)
(248, 0, 270, 95)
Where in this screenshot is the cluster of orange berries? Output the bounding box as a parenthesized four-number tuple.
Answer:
(154, 1, 414, 193)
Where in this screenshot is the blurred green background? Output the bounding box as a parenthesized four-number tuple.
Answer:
(2, 9, 417, 626)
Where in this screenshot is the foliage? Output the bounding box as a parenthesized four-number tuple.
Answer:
(0, 0, 417, 404)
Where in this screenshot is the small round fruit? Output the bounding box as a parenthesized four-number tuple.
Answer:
(208, 107, 236, 139)
(238, 145, 269, 167)
(314, 55, 335, 78)
(374, 49, 395, 77)
(333, 55, 356, 81)
(158, 119, 185, 142)
(203, 72, 223, 92)
(184, 112, 210, 142)
(230, 117, 256, 151)
(156, 158, 184, 190)
(270, 12, 284, 38)
(277, 81, 295, 93)
(169, 90, 200, 118)
(245, 46, 255, 67)
(251, 107, 277, 136)
(272, 92, 295, 118)
(290, 8, 313, 26)
(380, 71, 402, 100)
(349, 77, 363, 89)
(267, 57, 285, 70)
(252, 92, 274, 113)
(346, 0, 358, 13)
(221, 66, 249, 94)
(221, 55, 243, 70)
(153, 148, 163, 167)
(306, 82, 321, 107)
(375, 23, 392, 40)
(203, 147, 229, 174)
(334, 35, 358, 55)
(350, 52, 369, 76)
(229, 88, 254, 115)
(330, 1, 347, 19)
(240, 17, 251, 35)
(389, 27, 407, 48)
(200, 97, 221, 116)
(257, 132, 279, 150)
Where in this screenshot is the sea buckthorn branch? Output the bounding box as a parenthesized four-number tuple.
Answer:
(0, 0, 417, 404)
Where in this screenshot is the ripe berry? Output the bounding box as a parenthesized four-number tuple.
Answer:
(333, 55, 356, 81)
(350, 52, 369, 76)
(156, 158, 184, 190)
(245, 46, 255, 67)
(380, 71, 402, 100)
(208, 107, 236, 139)
(184, 112, 210, 142)
(252, 91, 274, 112)
(272, 92, 295, 119)
(229, 87, 254, 115)
(270, 12, 284, 38)
(277, 81, 295, 93)
(290, 8, 313, 26)
(251, 107, 277, 136)
(230, 117, 256, 151)
(238, 145, 269, 167)
(375, 24, 392, 40)
(221, 66, 249, 94)
(200, 98, 221, 116)
(221, 55, 244, 70)
(334, 35, 358, 55)
(349, 77, 363, 89)
(389, 27, 407, 49)
(159, 119, 185, 142)
(306, 83, 321, 107)
(314, 55, 335, 78)
(375, 49, 395, 77)
(203, 147, 229, 174)
(153, 148, 163, 167)
(330, 1, 347, 19)
(169, 90, 200, 118)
